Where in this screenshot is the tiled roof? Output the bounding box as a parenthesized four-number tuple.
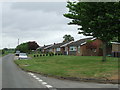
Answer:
(39, 45, 52, 49)
(111, 42, 120, 44)
(50, 41, 70, 48)
(38, 38, 96, 50)
(44, 44, 54, 49)
(60, 41, 74, 47)
(67, 38, 93, 46)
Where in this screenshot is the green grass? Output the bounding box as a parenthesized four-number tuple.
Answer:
(14, 55, 119, 80)
(2, 51, 13, 57)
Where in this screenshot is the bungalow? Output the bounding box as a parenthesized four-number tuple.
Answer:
(111, 42, 120, 57)
(38, 38, 103, 56)
(39, 44, 53, 53)
(61, 38, 103, 56)
(49, 42, 70, 54)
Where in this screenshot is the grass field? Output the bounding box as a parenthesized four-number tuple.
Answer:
(14, 55, 119, 80)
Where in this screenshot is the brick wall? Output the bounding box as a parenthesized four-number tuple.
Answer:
(76, 39, 103, 56)
(112, 44, 120, 52)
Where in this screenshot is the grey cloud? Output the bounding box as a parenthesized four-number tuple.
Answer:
(2, 4, 68, 31)
(2, 2, 85, 49)
(11, 2, 67, 14)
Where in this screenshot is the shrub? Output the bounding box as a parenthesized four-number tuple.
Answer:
(34, 55, 36, 57)
(48, 52, 54, 56)
(46, 54, 48, 56)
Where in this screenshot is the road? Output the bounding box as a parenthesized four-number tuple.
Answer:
(2, 54, 119, 89)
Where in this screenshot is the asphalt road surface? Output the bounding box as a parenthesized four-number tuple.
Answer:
(2, 54, 119, 89)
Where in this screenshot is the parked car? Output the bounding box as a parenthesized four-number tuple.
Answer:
(18, 53, 28, 59)
(15, 51, 20, 56)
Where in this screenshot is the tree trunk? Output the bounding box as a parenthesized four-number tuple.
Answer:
(102, 41, 107, 62)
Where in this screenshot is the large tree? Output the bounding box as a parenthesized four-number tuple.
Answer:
(64, 2, 120, 61)
(16, 41, 39, 53)
(16, 43, 29, 53)
(63, 34, 74, 42)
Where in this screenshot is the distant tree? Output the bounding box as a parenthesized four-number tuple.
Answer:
(2, 49, 5, 54)
(28, 41, 39, 50)
(3, 48, 8, 51)
(16, 43, 29, 53)
(64, 2, 120, 61)
(16, 41, 39, 53)
(63, 34, 74, 42)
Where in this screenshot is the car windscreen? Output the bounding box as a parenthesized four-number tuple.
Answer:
(19, 53, 27, 56)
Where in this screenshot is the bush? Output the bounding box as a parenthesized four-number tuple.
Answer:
(46, 54, 48, 56)
(2, 50, 5, 54)
(48, 52, 54, 56)
(34, 55, 36, 57)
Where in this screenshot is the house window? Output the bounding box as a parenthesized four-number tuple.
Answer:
(69, 46, 77, 51)
(49, 49, 52, 52)
(56, 48, 60, 51)
(91, 48, 96, 52)
(93, 49, 96, 52)
(65, 47, 68, 51)
(78, 46, 80, 53)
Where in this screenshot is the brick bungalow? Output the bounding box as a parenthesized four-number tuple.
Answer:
(39, 44, 53, 53)
(49, 42, 70, 54)
(111, 42, 120, 57)
(61, 38, 103, 56)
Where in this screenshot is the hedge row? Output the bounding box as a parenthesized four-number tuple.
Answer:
(33, 53, 63, 57)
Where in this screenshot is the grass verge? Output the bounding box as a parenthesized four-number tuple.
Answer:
(14, 55, 119, 83)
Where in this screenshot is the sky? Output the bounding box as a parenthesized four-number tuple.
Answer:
(1, 2, 90, 49)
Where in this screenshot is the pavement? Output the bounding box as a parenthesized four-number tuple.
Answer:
(2, 54, 119, 89)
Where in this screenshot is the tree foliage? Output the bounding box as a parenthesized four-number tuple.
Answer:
(64, 2, 120, 42)
(28, 41, 39, 50)
(16, 41, 39, 53)
(63, 34, 74, 42)
(16, 43, 29, 53)
(64, 2, 120, 61)
(86, 40, 97, 49)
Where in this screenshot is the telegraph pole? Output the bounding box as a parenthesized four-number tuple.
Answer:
(18, 38, 19, 46)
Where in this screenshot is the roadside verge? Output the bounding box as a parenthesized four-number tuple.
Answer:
(14, 56, 119, 84)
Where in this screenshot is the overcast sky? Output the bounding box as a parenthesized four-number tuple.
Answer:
(1, 2, 89, 49)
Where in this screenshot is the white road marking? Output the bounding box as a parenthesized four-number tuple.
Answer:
(38, 79, 43, 82)
(28, 72, 54, 89)
(35, 77, 40, 80)
(42, 82, 47, 85)
(28, 72, 34, 76)
(33, 75, 37, 78)
(30, 73, 34, 76)
(46, 85, 53, 88)
(28, 72, 31, 74)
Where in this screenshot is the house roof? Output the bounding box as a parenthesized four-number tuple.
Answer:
(66, 38, 94, 47)
(50, 41, 70, 48)
(44, 44, 54, 49)
(60, 41, 74, 47)
(111, 42, 120, 44)
(39, 44, 53, 50)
